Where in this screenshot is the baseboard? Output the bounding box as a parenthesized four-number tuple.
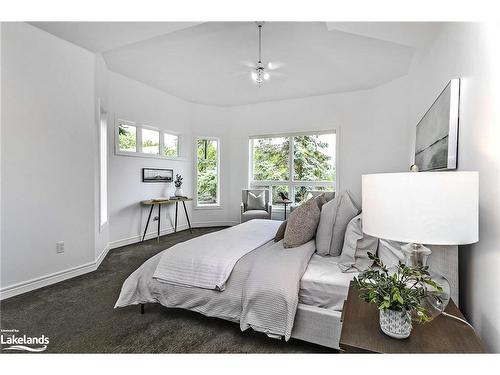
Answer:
(0, 260, 97, 300)
(192, 220, 239, 227)
(108, 224, 189, 249)
(0, 221, 237, 300)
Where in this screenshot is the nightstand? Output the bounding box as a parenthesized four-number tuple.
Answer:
(339, 282, 485, 353)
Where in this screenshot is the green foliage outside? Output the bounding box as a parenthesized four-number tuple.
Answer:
(197, 139, 218, 204)
(354, 253, 443, 323)
(118, 125, 136, 151)
(252, 135, 336, 203)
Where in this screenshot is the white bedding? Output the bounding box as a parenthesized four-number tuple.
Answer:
(153, 219, 281, 290)
(299, 254, 358, 311)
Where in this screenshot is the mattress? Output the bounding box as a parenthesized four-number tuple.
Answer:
(299, 254, 358, 311)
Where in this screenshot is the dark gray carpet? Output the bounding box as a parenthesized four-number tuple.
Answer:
(0, 227, 335, 353)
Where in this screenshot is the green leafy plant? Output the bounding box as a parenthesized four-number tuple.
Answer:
(354, 253, 443, 323)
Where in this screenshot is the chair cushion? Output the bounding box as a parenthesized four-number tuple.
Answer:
(283, 198, 320, 248)
(241, 209, 271, 221)
(247, 192, 266, 210)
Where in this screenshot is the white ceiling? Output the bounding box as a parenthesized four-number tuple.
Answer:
(30, 22, 202, 52)
(30, 22, 440, 106)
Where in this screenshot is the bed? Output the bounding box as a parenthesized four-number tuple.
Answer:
(115, 219, 356, 349)
(115, 219, 458, 350)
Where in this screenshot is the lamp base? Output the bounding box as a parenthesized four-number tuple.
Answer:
(401, 243, 432, 267)
(400, 243, 450, 321)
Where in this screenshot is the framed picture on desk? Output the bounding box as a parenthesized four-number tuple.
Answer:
(142, 168, 173, 183)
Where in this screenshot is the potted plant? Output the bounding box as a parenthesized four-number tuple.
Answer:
(354, 253, 443, 339)
(174, 174, 184, 197)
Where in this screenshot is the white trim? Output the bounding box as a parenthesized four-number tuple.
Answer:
(192, 220, 238, 227)
(194, 136, 221, 209)
(0, 244, 110, 301)
(108, 224, 189, 249)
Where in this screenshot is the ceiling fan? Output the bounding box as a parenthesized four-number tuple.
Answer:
(244, 22, 284, 87)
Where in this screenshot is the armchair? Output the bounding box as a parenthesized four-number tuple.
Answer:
(240, 189, 272, 223)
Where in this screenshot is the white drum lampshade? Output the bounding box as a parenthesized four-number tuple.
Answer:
(362, 172, 479, 245)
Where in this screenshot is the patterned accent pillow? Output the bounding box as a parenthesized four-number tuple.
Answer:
(274, 220, 287, 242)
(283, 198, 321, 248)
(247, 192, 266, 210)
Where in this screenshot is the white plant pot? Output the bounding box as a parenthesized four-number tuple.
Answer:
(379, 309, 412, 339)
(174, 187, 184, 197)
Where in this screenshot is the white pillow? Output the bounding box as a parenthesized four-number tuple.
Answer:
(315, 197, 340, 255)
(338, 214, 379, 273)
(247, 192, 266, 210)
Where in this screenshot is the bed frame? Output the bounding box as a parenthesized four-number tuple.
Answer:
(138, 244, 458, 350)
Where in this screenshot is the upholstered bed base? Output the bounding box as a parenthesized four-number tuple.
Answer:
(291, 303, 342, 350)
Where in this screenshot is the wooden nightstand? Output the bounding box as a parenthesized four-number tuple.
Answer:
(339, 282, 485, 353)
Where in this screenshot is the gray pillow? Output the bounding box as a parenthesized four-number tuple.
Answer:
(247, 191, 266, 210)
(330, 191, 360, 256)
(283, 199, 320, 248)
(338, 214, 379, 273)
(274, 220, 287, 242)
(315, 196, 341, 255)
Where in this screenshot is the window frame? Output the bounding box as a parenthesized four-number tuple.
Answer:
(194, 136, 221, 209)
(114, 116, 183, 160)
(99, 103, 108, 230)
(249, 129, 339, 205)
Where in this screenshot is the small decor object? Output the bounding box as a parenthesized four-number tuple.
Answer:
(414, 79, 460, 171)
(142, 168, 173, 183)
(278, 191, 289, 201)
(354, 253, 443, 339)
(174, 174, 184, 197)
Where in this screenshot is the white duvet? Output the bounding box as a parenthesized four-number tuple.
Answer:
(153, 219, 281, 290)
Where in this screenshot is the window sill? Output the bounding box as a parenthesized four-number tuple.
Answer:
(115, 150, 187, 161)
(194, 204, 223, 210)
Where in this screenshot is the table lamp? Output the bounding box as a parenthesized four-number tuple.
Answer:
(361, 171, 479, 319)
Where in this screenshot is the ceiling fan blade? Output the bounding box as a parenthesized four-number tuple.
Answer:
(267, 61, 285, 70)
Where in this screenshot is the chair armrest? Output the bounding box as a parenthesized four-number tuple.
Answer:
(267, 204, 273, 215)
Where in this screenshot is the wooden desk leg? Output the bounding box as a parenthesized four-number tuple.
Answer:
(174, 202, 178, 233)
(182, 201, 193, 234)
(157, 204, 161, 242)
(142, 205, 154, 242)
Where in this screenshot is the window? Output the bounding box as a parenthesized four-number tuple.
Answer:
(115, 118, 181, 159)
(196, 138, 220, 207)
(142, 128, 160, 155)
(99, 108, 108, 227)
(163, 133, 179, 157)
(118, 123, 137, 152)
(250, 131, 336, 204)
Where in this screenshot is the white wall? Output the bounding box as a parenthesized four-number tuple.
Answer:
(226, 77, 411, 222)
(93, 53, 110, 260)
(1, 23, 96, 290)
(107, 71, 194, 247)
(406, 22, 500, 352)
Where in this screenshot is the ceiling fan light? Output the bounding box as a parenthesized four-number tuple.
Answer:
(263, 72, 270, 80)
(251, 71, 258, 81)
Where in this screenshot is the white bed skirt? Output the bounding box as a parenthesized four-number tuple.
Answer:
(291, 304, 342, 350)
